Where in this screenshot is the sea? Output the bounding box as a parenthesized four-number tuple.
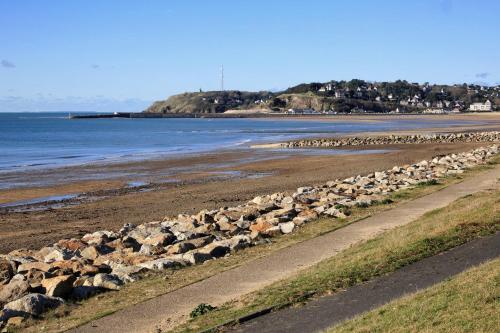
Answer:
(0, 112, 481, 173)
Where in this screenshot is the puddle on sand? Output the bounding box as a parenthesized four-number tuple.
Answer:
(126, 181, 149, 188)
(270, 148, 393, 156)
(206, 170, 273, 180)
(0, 194, 79, 208)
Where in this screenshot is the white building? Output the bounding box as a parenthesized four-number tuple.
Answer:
(423, 108, 446, 114)
(469, 100, 492, 112)
(334, 90, 345, 98)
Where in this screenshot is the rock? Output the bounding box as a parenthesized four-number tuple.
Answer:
(107, 236, 141, 251)
(198, 242, 230, 258)
(196, 210, 215, 224)
(0, 258, 15, 285)
(111, 265, 147, 282)
(216, 216, 235, 232)
(252, 195, 270, 205)
(70, 286, 99, 300)
(293, 209, 319, 225)
(17, 262, 51, 274)
(323, 207, 346, 218)
(166, 236, 213, 255)
(281, 196, 294, 205)
(24, 269, 51, 288)
(279, 222, 295, 234)
(41, 275, 76, 297)
(57, 239, 86, 252)
(5, 315, 25, 328)
(236, 219, 250, 230)
(43, 248, 73, 263)
(296, 186, 313, 195)
(80, 246, 100, 260)
(0, 279, 30, 307)
(50, 259, 86, 275)
(142, 234, 175, 247)
(82, 231, 118, 245)
(138, 244, 163, 256)
(0, 309, 19, 323)
(137, 259, 181, 271)
(3, 293, 64, 317)
(182, 251, 213, 265)
(92, 274, 123, 291)
(119, 223, 137, 236)
(249, 220, 273, 233)
(79, 264, 103, 276)
(262, 226, 282, 237)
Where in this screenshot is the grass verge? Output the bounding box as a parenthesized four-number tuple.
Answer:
(328, 257, 500, 333)
(172, 188, 499, 332)
(20, 155, 499, 333)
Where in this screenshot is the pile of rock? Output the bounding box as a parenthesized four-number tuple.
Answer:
(281, 131, 500, 148)
(1, 142, 499, 328)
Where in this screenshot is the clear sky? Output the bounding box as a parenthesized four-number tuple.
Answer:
(1, 0, 499, 112)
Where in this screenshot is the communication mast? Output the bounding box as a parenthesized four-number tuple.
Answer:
(220, 65, 224, 91)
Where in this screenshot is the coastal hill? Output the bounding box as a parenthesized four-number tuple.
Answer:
(144, 79, 499, 114)
(145, 91, 273, 114)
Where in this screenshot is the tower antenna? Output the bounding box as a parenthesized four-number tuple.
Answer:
(220, 65, 224, 91)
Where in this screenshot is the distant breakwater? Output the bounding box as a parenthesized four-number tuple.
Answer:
(281, 131, 500, 148)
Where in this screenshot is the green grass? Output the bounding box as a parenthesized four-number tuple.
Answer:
(20, 155, 499, 333)
(328, 257, 500, 333)
(173, 189, 500, 332)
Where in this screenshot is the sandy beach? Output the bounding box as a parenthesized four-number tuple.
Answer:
(1, 113, 500, 253)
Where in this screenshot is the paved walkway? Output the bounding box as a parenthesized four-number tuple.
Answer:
(71, 165, 500, 333)
(230, 232, 500, 333)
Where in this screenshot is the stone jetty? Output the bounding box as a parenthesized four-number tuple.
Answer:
(1, 132, 499, 327)
(280, 131, 500, 148)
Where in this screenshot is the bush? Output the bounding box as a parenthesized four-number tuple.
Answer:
(417, 179, 439, 187)
(190, 303, 217, 318)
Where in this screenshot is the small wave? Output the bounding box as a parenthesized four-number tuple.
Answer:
(58, 155, 85, 159)
(18, 116, 69, 119)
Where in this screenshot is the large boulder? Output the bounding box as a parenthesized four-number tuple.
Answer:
(92, 274, 123, 291)
(182, 251, 213, 265)
(17, 262, 51, 274)
(0, 279, 30, 307)
(198, 242, 230, 258)
(3, 293, 64, 317)
(57, 239, 86, 252)
(43, 248, 74, 263)
(0, 258, 15, 285)
(166, 236, 213, 255)
(137, 259, 182, 271)
(41, 275, 76, 297)
(279, 222, 295, 234)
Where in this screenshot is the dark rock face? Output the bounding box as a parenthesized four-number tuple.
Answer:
(145, 90, 273, 114)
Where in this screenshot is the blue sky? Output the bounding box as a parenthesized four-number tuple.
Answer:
(1, 0, 499, 112)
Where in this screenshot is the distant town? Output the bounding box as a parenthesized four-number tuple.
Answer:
(145, 79, 498, 115)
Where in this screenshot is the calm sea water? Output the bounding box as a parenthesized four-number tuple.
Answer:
(0, 112, 480, 173)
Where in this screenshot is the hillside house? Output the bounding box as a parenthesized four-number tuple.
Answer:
(469, 100, 493, 112)
(334, 90, 345, 98)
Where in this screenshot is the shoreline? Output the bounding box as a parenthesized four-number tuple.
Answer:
(3, 113, 500, 190)
(3, 113, 499, 178)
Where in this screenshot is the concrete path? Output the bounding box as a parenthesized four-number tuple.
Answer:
(230, 232, 500, 333)
(71, 165, 500, 333)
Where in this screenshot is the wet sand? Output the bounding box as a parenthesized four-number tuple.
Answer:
(0, 141, 492, 253)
